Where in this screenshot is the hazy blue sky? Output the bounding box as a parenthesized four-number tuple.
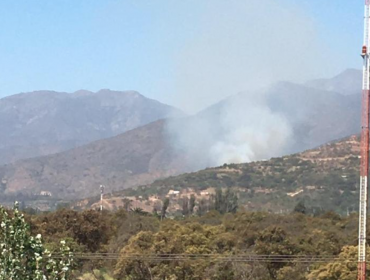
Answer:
(0, 0, 363, 112)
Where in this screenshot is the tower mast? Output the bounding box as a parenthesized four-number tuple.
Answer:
(100, 185, 105, 211)
(358, 1, 370, 279)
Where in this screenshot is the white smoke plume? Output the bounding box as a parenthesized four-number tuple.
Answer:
(166, 0, 331, 169)
(208, 95, 292, 165)
(167, 90, 293, 169)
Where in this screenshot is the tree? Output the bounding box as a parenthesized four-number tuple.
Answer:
(182, 197, 189, 216)
(33, 208, 112, 252)
(215, 188, 223, 213)
(293, 201, 306, 214)
(224, 189, 238, 214)
(189, 194, 196, 215)
(307, 246, 368, 280)
(0, 203, 73, 280)
(114, 222, 238, 280)
(161, 197, 170, 220)
(276, 265, 307, 280)
(214, 189, 238, 214)
(197, 198, 208, 217)
(123, 198, 133, 211)
(130, 207, 148, 216)
(108, 210, 159, 254)
(254, 226, 298, 279)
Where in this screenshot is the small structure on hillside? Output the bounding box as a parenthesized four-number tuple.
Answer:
(40, 191, 52, 197)
(168, 190, 180, 196)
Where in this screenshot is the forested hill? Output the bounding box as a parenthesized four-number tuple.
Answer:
(78, 135, 360, 215)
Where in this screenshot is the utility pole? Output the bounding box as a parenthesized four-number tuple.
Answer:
(100, 185, 105, 211)
(358, 1, 370, 279)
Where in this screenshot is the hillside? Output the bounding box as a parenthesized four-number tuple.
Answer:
(0, 69, 361, 170)
(0, 89, 182, 165)
(305, 68, 361, 95)
(0, 120, 189, 202)
(172, 75, 361, 170)
(88, 135, 360, 215)
(0, 69, 363, 206)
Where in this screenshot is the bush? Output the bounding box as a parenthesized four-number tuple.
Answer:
(0, 203, 73, 280)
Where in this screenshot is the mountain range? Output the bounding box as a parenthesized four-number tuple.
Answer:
(0, 89, 182, 165)
(305, 68, 362, 95)
(0, 69, 364, 202)
(0, 120, 189, 199)
(181, 78, 360, 168)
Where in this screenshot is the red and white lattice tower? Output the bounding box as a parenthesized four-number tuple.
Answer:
(359, 1, 370, 279)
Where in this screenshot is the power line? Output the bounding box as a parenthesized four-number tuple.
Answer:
(49, 253, 361, 263)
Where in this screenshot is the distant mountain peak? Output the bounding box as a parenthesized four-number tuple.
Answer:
(96, 89, 140, 95)
(337, 68, 361, 76)
(306, 68, 362, 95)
(72, 90, 94, 97)
(0, 89, 183, 165)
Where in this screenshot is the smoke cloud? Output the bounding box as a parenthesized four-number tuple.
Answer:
(167, 90, 293, 169)
(207, 94, 292, 165)
(166, 0, 331, 169)
(171, 0, 331, 113)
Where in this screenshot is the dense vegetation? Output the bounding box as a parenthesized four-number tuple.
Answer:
(1, 136, 364, 279)
(19, 202, 367, 280)
(78, 135, 360, 216)
(4, 135, 361, 215)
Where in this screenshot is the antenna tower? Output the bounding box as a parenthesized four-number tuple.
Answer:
(100, 185, 105, 211)
(359, 1, 370, 279)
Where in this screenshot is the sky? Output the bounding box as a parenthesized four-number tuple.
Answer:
(0, 0, 363, 113)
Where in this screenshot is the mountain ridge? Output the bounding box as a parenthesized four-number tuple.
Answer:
(0, 69, 364, 206)
(0, 89, 183, 165)
(0, 120, 191, 200)
(305, 68, 361, 95)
